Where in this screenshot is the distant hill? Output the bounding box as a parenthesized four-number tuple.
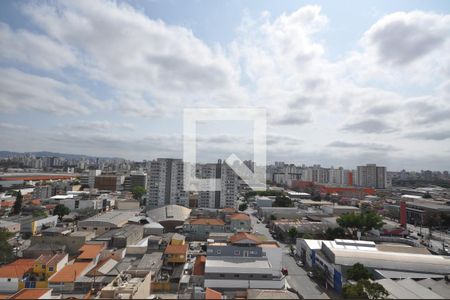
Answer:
(0, 151, 124, 160)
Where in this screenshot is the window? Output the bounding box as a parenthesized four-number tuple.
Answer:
(48, 267, 54, 272)
(234, 274, 239, 278)
(219, 274, 225, 278)
(216, 250, 221, 255)
(94, 227, 98, 230)
(234, 250, 240, 255)
(249, 274, 254, 278)
(262, 275, 268, 278)
(7, 278, 11, 282)
(42, 265, 46, 269)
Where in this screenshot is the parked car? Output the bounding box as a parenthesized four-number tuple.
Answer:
(296, 261, 303, 267)
(265, 224, 270, 228)
(257, 220, 260, 224)
(307, 271, 315, 278)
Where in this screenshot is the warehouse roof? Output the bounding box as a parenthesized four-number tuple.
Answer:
(147, 205, 191, 222)
(78, 210, 139, 227)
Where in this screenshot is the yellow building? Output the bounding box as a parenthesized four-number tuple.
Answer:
(20, 253, 68, 289)
(164, 244, 188, 264)
(170, 233, 186, 246)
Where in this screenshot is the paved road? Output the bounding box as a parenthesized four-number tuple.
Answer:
(246, 207, 330, 299)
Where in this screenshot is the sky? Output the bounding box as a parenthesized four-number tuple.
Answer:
(1, 0, 450, 171)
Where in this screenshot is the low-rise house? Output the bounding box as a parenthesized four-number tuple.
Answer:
(77, 243, 106, 265)
(20, 253, 68, 288)
(8, 288, 52, 299)
(0, 220, 20, 234)
(227, 213, 251, 232)
(183, 219, 225, 240)
(0, 259, 35, 293)
(164, 244, 188, 264)
(93, 224, 144, 248)
(48, 262, 93, 292)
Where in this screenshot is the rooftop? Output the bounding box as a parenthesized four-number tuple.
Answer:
(229, 232, 261, 244)
(205, 257, 273, 274)
(147, 204, 191, 222)
(0, 259, 35, 278)
(78, 210, 139, 227)
(164, 244, 188, 255)
(205, 288, 222, 299)
(78, 243, 105, 260)
(229, 213, 250, 221)
(9, 288, 51, 299)
(189, 218, 225, 226)
(48, 262, 92, 283)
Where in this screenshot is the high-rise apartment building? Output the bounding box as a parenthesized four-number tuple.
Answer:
(147, 158, 187, 208)
(355, 164, 387, 189)
(197, 160, 238, 209)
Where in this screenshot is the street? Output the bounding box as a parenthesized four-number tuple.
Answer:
(246, 207, 330, 299)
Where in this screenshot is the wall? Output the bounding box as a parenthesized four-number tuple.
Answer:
(0, 278, 19, 293)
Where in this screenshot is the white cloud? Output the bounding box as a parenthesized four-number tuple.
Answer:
(0, 22, 76, 70)
(0, 122, 28, 130)
(0, 68, 91, 115)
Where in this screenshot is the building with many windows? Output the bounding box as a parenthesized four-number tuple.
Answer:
(147, 158, 187, 208)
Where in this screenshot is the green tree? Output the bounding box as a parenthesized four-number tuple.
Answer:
(53, 204, 70, 220)
(422, 192, 432, 199)
(270, 214, 277, 220)
(337, 212, 383, 239)
(346, 263, 372, 281)
(32, 209, 48, 218)
(0, 228, 14, 264)
(343, 282, 368, 299)
(131, 186, 146, 201)
(273, 195, 293, 207)
(288, 227, 298, 242)
(238, 203, 248, 211)
(12, 191, 23, 215)
(302, 233, 313, 239)
(324, 227, 346, 240)
(363, 280, 389, 300)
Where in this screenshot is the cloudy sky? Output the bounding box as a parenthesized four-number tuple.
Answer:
(1, 0, 450, 171)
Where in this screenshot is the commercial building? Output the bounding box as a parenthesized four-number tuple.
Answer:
(123, 171, 148, 192)
(93, 224, 144, 248)
(78, 210, 139, 235)
(204, 232, 284, 293)
(296, 238, 450, 293)
(80, 169, 101, 188)
(147, 204, 191, 231)
(255, 196, 275, 208)
(147, 158, 188, 208)
(94, 175, 123, 191)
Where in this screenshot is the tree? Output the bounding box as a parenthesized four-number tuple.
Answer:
(270, 214, 277, 221)
(337, 212, 384, 239)
(131, 186, 146, 200)
(0, 228, 14, 264)
(288, 227, 298, 242)
(346, 263, 372, 281)
(343, 283, 367, 299)
(238, 203, 248, 211)
(273, 195, 293, 207)
(324, 227, 346, 240)
(32, 209, 48, 218)
(53, 204, 70, 220)
(422, 192, 432, 199)
(12, 191, 23, 215)
(302, 233, 313, 239)
(363, 280, 389, 300)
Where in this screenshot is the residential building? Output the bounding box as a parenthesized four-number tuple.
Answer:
(355, 164, 387, 189)
(183, 218, 226, 240)
(147, 158, 188, 208)
(0, 259, 35, 293)
(48, 262, 93, 292)
(0, 220, 20, 233)
(197, 160, 238, 209)
(80, 169, 101, 188)
(164, 234, 188, 264)
(20, 253, 68, 289)
(227, 213, 251, 232)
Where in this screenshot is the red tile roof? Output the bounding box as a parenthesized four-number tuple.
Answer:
(205, 288, 222, 299)
(0, 201, 14, 208)
(30, 199, 41, 206)
(189, 218, 225, 226)
(229, 232, 261, 244)
(77, 243, 105, 260)
(229, 213, 250, 221)
(222, 207, 236, 212)
(0, 259, 35, 278)
(193, 255, 206, 276)
(9, 288, 51, 299)
(48, 262, 91, 283)
(164, 244, 188, 255)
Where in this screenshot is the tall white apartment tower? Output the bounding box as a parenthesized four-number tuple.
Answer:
(147, 158, 188, 208)
(197, 160, 238, 209)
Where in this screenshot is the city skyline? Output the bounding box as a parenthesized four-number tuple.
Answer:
(1, 0, 450, 171)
